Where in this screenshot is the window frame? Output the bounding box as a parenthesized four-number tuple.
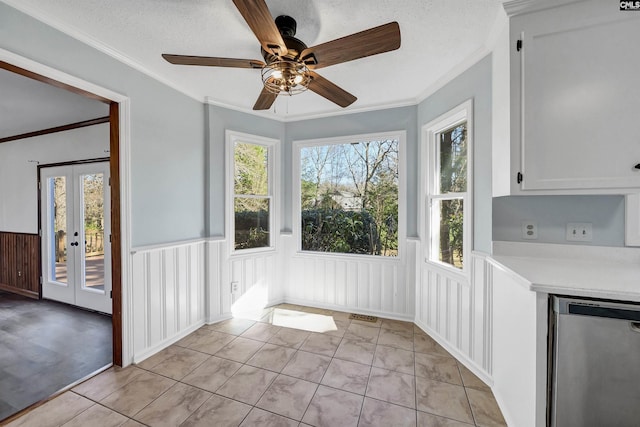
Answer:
(422, 100, 473, 276)
(225, 130, 280, 255)
(292, 130, 406, 260)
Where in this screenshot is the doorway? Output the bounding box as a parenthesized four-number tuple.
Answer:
(0, 57, 125, 367)
(40, 160, 112, 314)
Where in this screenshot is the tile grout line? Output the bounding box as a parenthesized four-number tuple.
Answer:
(32, 307, 500, 427)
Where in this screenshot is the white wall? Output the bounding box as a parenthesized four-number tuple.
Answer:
(415, 252, 494, 381)
(0, 123, 109, 233)
(130, 239, 206, 362)
(283, 236, 417, 320)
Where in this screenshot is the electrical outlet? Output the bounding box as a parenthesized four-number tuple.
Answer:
(521, 222, 538, 240)
(566, 223, 593, 242)
(231, 281, 239, 293)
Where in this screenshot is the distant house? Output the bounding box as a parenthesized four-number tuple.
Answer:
(331, 191, 362, 211)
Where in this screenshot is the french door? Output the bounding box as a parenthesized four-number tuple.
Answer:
(40, 162, 112, 314)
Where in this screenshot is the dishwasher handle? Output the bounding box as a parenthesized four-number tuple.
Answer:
(554, 297, 640, 321)
(631, 322, 640, 333)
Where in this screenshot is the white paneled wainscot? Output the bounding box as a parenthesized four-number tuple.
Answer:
(130, 239, 206, 363)
(415, 251, 494, 383)
(281, 234, 417, 320)
(207, 238, 282, 323)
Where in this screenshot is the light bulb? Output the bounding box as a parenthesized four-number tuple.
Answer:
(294, 74, 304, 84)
(273, 70, 283, 79)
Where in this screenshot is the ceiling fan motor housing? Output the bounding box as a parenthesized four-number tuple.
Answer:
(275, 15, 297, 37)
(262, 15, 308, 64)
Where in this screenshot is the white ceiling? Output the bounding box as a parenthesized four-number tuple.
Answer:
(1, 0, 504, 124)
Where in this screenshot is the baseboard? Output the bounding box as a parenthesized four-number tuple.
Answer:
(414, 319, 494, 387)
(205, 313, 232, 325)
(0, 283, 39, 299)
(132, 319, 205, 364)
(282, 297, 414, 322)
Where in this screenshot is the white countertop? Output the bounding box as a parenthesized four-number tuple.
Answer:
(490, 242, 640, 302)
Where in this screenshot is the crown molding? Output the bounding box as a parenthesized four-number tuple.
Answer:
(501, 0, 585, 17)
(3, 0, 504, 123)
(206, 96, 418, 123)
(1, 0, 203, 104)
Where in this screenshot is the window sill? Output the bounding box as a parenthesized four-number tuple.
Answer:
(423, 259, 469, 283)
(230, 246, 277, 258)
(294, 250, 403, 263)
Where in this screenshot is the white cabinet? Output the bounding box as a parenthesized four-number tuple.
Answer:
(503, 0, 640, 194)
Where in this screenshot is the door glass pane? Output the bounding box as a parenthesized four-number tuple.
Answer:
(234, 197, 270, 250)
(433, 198, 464, 269)
(438, 123, 467, 194)
(50, 176, 68, 284)
(82, 173, 105, 292)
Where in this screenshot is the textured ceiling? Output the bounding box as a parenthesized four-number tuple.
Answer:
(2, 0, 503, 122)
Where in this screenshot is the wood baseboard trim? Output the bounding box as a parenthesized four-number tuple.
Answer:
(0, 283, 39, 299)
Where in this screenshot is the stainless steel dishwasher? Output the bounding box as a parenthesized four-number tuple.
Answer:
(550, 296, 640, 427)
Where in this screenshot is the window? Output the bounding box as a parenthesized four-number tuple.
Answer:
(295, 132, 405, 257)
(226, 131, 278, 252)
(424, 101, 472, 271)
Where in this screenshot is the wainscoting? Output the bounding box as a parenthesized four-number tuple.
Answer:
(0, 231, 39, 298)
(281, 234, 417, 320)
(128, 235, 494, 391)
(130, 239, 206, 362)
(206, 238, 281, 323)
(415, 251, 494, 383)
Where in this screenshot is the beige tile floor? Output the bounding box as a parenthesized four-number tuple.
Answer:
(7, 304, 507, 427)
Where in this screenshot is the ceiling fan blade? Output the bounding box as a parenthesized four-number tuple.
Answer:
(162, 54, 264, 69)
(232, 0, 288, 57)
(307, 71, 357, 108)
(253, 84, 279, 110)
(301, 22, 400, 69)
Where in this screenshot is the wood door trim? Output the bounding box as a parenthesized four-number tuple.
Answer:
(0, 61, 111, 104)
(0, 116, 110, 144)
(38, 157, 110, 169)
(109, 102, 122, 366)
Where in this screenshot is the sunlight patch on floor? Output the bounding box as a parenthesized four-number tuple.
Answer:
(270, 308, 337, 333)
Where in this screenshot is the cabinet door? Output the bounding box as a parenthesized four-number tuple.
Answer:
(520, 16, 640, 190)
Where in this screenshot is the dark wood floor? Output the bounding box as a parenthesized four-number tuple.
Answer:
(0, 291, 112, 421)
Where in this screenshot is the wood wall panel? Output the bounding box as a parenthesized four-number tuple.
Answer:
(0, 232, 39, 298)
(415, 251, 494, 385)
(130, 240, 206, 363)
(281, 235, 416, 320)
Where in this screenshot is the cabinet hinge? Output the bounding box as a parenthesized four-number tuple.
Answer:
(517, 172, 523, 184)
(108, 177, 111, 186)
(516, 39, 523, 52)
(38, 229, 42, 237)
(110, 290, 113, 299)
(39, 276, 43, 285)
(109, 234, 112, 243)
(38, 181, 41, 190)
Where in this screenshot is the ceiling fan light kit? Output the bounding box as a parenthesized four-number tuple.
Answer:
(261, 60, 311, 95)
(162, 0, 401, 111)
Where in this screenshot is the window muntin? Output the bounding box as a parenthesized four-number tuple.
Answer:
(227, 133, 277, 252)
(297, 135, 401, 257)
(425, 102, 471, 272)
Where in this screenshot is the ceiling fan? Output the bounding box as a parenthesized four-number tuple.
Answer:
(162, 0, 401, 111)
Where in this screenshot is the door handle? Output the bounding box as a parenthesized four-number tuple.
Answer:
(631, 322, 640, 333)
(70, 242, 78, 247)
